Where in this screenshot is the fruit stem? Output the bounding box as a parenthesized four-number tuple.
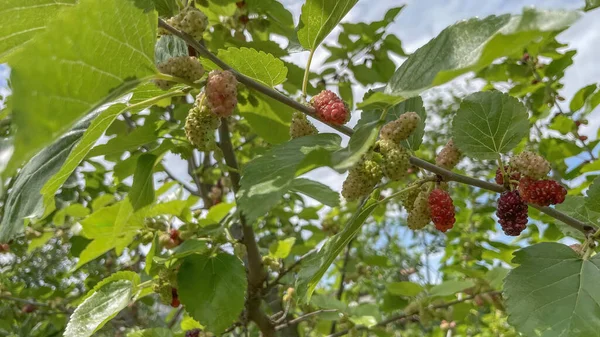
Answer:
(302, 49, 316, 99)
(497, 155, 510, 190)
(377, 177, 435, 205)
(154, 73, 203, 89)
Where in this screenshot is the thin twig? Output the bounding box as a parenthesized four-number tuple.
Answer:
(163, 163, 201, 197)
(266, 248, 318, 292)
(275, 309, 338, 330)
(158, 20, 594, 241)
(168, 307, 184, 328)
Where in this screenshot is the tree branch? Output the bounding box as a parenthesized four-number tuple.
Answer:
(330, 240, 353, 334)
(275, 309, 338, 330)
(218, 119, 273, 336)
(158, 18, 592, 236)
(162, 163, 201, 197)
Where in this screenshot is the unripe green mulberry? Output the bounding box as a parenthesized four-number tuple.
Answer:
(400, 182, 421, 213)
(185, 96, 221, 151)
(380, 112, 420, 143)
(378, 139, 410, 180)
(166, 7, 208, 40)
(290, 112, 318, 139)
(342, 157, 382, 201)
(153, 282, 172, 305)
(435, 139, 461, 170)
(155, 56, 205, 90)
(407, 190, 431, 230)
(510, 151, 550, 179)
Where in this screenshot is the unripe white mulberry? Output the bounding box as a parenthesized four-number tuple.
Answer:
(206, 70, 238, 117)
(166, 7, 208, 40)
(378, 139, 410, 181)
(435, 139, 461, 170)
(185, 96, 221, 151)
(380, 112, 420, 143)
(407, 189, 431, 230)
(155, 56, 205, 90)
(341, 157, 382, 201)
(290, 112, 318, 139)
(510, 151, 550, 179)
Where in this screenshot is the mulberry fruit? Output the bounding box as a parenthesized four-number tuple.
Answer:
(166, 7, 208, 40)
(518, 177, 567, 206)
(400, 182, 421, 213)
(155, 56, 205, 90)
(407, 189, 431, 230)
(185, 98, 221, 151)
(497, 191, 528, 236)
(380, 112, 420, 143)
(206, 70, 238, 117)
(341, 157, 382, 201)
(428, 189, 455, 232)
(311, 90, 350, 125)
(378, 139, 410, 181)
(510, 151, 550, 179)
(495, 166, 521, 188)
(171, 288, 180, 307)
(185, 330, 201, 337)
(290, 112, 318, 139)
(435, 139, 461, 170)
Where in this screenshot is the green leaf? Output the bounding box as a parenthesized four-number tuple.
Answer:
(357, 96, 427, 151)
(238, 134, 341, 222)
(386, 282, 423, 296)
(206, 202, 235, 223)
(5, 0, 157, 174)
(332, 120, 382, 171)
(145, 235, 159, 275)
(585, 0, 600, 11)
(26, 232, 53, 253)
(128, 328, 174, 337)
(170, 239, 208, 259)
(81, 271, 141, 302)
(40, 86, 186, 218)
(65, 280, 135, 337)
(0, 112, 98, 242)
(569, 84, 597, 112)
(556, 196, 599, 240)
(504, 242, 600, 336)
(178, 253, 246, 334)
(386, 8, 579, 98)
(217, 47, 287, 87)
(130, 154, 157, 211)
(238, 93, 292, 144)
(297, 195, 380, 302)
(357, 92, 405, 110)
(269, 237, 296, 259)
(151, 0, 178, 17)
(0, 0, 77, 60)
(549, 114, 576, 135)
(311, 294, 347, 311)
(429, 280, 475, 297)
(289, 178, 340, 207)
(452, 91, 529, 160)
(297, 0, 358, 50)
(585, 176, 600, 211)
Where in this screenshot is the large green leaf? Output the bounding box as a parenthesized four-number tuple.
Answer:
(269, 237, 296, 259)
(289, 178, 340, 207)
(238, 93, 292, 145)
(386, 282, 423, 296)
(556, 196, 599, 240)
(429, 280, 475, 297)
(357, 96, 427, 151)
(332, 120, 383, 171)
(297, 195, 380, 302)
(0, 0, 77, 60)
(297, 0, 358, 50)
(504, 242, 600, 336)
(585, 175, 600, 211)
(218, 47, 288, 87)
(129, 154, 157, 211)
(238, 133, 341, 222)
(452, 91, 529, 160)
(0, 112, 99, 242)
(40, 86, 186, 217)
(385, 8, 579, 98)
(585, 0, 600, 11)
(6, 0, 157, 174)
(65, 280, 136, 337)
(177, 253, 246, 334)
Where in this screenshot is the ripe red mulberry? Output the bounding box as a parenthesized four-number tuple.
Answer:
(171, 288, 180, 307)
(428, 189, 456, 232)
(290, 112, 318, 139)
(510, 151, 550, 179)
(518, 177, 567, 206)
(435, 139, 461, 170)
(206, 70, 238, 117)
(380, 112, 420, 143)
(311, 90, 350, 125)
(496, 191, 528, 236)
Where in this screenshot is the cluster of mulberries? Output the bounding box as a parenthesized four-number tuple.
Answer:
(435, 139, 461, 170)
(428, 189, 456, 232)
(165, 6, 208, 40)
(155, 56, 205, 90)
(496, 191, 528, 236)
(185, 95, 221, 151)
(407, 189, 431, 230)
(311, 90, 350, 125)
(290, 111, 318, 139)
(205, 70, 238, 117)
(378, 139, 410, 181)
(380, 112, 420, 143)
(341, 157, 382, 201)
